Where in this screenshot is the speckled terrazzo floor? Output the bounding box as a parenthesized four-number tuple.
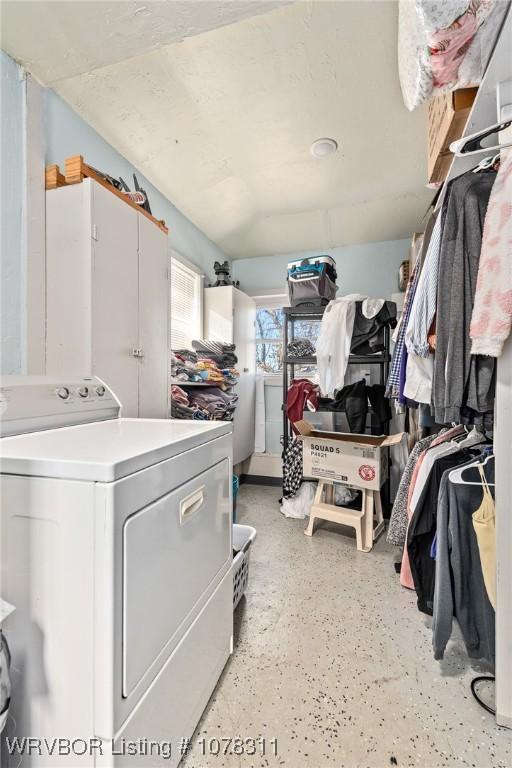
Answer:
(182, 484, 511, 768)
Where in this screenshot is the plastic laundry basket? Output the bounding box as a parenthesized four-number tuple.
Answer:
(232, 524, 257, 609)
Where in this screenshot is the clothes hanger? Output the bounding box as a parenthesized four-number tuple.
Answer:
(451, 425, 486, 448)
(449, 453, 495, 486)
(472, 154, 501, 172)
(450, 120, 512, 157)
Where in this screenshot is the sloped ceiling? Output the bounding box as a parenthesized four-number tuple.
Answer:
(1, 1, 433, 258)
(0, 1, 290, 82)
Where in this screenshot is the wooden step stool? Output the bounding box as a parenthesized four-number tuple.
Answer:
(304, 480, 384, 552)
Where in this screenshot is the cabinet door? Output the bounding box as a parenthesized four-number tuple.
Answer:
(91, 182, 139, 416)
(138, 216, 168, 418)
(46, 182, 93, 376)
(203, 287, 234, 343)
(233, 290, 256, 465)
(233, 289, 256, 374)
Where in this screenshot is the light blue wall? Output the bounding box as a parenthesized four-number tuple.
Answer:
(1, 51, 24, 374)
(232, 239, 410, 297)
(45, 90, 226, 281)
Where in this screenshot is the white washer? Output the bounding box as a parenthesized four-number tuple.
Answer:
(0, 376, 233, 767)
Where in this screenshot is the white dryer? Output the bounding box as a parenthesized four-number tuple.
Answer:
(0, 376, 233, 767)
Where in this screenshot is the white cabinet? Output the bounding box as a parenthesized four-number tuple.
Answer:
(204, 286, 256, 465)
(46, 179, 168, 417)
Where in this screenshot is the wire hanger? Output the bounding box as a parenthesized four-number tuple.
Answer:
(450, 120, 512, 156)
(449, 452, 495, 486)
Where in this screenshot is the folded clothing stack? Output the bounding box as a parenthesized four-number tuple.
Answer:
(192, 339, 238, 367)
(188, 387, 238, 421)
(171, 384, 189, 406)
(171, 349, 239, 389)
(287, 338, 316, 358)
(170, 351, 203, 382)
(170, 384, 238, 422)
(196, 359, 225, 384)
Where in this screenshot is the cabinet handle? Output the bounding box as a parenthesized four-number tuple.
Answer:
(130, 347, 144, 359)
(243, 367, 249, 373)
(180, 485, 205, 523)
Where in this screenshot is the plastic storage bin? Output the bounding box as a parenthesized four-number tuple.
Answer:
(287, 255, 337, 307)
(232, 524, 257, 609)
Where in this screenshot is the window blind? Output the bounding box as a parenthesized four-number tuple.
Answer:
(169, 258, 202, 349)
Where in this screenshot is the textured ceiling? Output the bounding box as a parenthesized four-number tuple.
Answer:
(0, 1, 289, 82)
(2, 1, 433, 258)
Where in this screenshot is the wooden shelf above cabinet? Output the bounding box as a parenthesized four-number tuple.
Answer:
(45, 155, 168, 234)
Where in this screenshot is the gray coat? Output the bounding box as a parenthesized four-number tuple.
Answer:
(432, 462, 495, 666)
(433, 169, 496, 424)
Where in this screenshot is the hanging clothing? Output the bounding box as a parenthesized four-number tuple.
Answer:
(386, 432, 438, 547)
(405, 213, 443, 357)
(409, 439, 462, 514)
(282, 439, 303, 499)
(367, 384, 393, 433)
(432, 461, 496, 666)
(320, 379, 368, 433)
(401, 210, 443, 405)
(386, 262, 421, 399)
(399, 425, 465, 588)
(350, 300, 397, 355)
(320, 379, 392, 434)
(472, 464, 496, 609)
(402, 351, 433, 404)
(286, 379, 319, 433)
(407, 448, 474, 615)
(316, 294, 366, 397)
(432, 168, 497, 424)
(470, 149, 512, 357)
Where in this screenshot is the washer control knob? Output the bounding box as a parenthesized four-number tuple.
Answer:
(95, 385, 106, 397)
(77, 386, 89, 398)
(56, 387, 70, 400)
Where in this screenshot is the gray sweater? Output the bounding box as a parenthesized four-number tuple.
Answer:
(432, 169, 496, 424)
(432, 460, 495, 666)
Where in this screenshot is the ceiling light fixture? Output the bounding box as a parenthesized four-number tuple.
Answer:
(310, 138, 338, 158)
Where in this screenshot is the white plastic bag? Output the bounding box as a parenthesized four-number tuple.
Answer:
(280, 482, 316, 519)
(334, 484, 358, 506)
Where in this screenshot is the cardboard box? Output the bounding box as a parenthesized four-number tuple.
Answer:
(427, 87, 478, 184)
(295, 420, 405, 491)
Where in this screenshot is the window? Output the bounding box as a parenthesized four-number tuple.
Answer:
(169, 255, 203, 349)
(256, 308, 285, 374)
(255, 301, 321, 376)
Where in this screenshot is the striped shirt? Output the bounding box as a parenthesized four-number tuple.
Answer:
(386, 260, 421, 398)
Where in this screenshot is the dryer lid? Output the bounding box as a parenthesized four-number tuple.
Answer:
(0, 418, 232, 482)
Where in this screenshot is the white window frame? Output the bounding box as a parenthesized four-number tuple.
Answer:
(168, 249, 204, 351)
(254, 294, 287, 382)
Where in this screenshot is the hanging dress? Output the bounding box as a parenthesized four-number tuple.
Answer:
(472, 464, 496, 609)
